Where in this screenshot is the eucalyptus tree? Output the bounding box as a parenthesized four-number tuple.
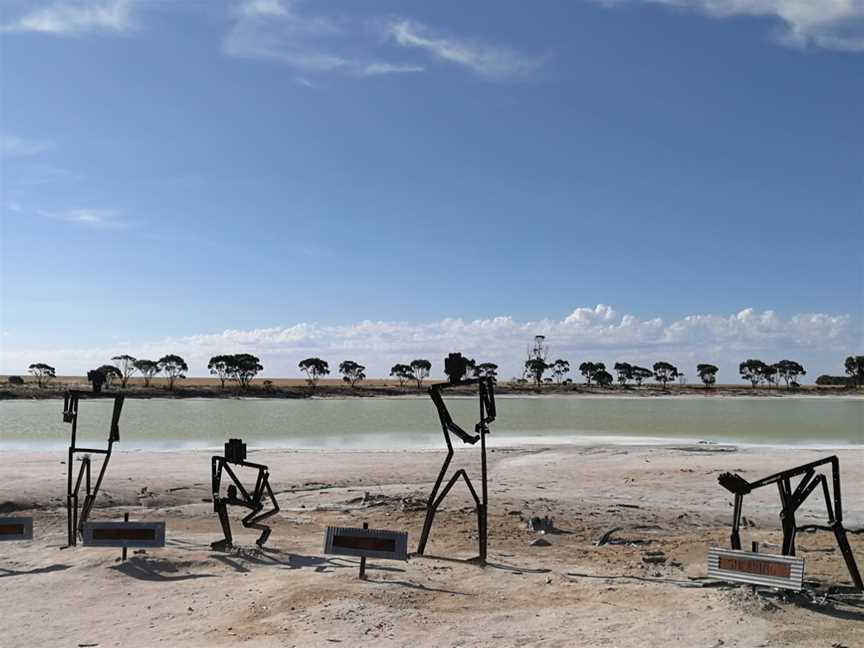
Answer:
(631, 366, 653, 387)
(133, 359, 160, 387)
(390, 363, 412, 390)
(208, 355, 232, 390)
(409, 359, 432, 389)
(229, 353, 263, 389)
(578, 362, 605, 386)
(775, 360, 805, 390)
(157, 354, 188, 391)
(613, 362, 633, 386)
(696, 364, 718, 389)
(474, 362, 499, 380)
(550, 359, 570, 384)
(97, 364, 122, 389)
(594, 369, 613, 387)
(844, 355, 863, 386)
(739, 359, 769, 388)
(524, 358, 549, 387)
(653, 362, 679, 388)
(111, 355, 137, 387)
(299, 357, 329, 387)
(28, 363, 55, 387)
(339, 360, 366, 387)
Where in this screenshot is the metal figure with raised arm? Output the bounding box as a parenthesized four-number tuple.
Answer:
(210, 438, 280, 551)
(718, 455, 862, 591)
(417, 353, 496, 564)
(64, 390, 124, 547)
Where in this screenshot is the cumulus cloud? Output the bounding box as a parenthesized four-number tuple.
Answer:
(222, 0, 424, 78)
(0, 306, 853, 381)
(387, 19, 546, 79)
(599, 0, 864, 52)
(0, 0, 135, 36)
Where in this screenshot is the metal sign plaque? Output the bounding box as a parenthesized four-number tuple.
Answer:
(708, 547, 804, 590)
(0, 517, 33, 541)
(82, 521, 166, 548)
(324, 526, 408, 561)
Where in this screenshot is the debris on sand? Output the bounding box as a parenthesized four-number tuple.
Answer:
(530, 537, 552, 547)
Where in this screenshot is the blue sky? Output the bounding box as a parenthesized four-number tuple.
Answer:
(0, 0, 862, 380)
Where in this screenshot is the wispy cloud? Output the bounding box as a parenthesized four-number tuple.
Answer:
(0, 133, 56, 157)
(598, 1, 864, 52)
(36, 207, 128, 229)
(0, 0, 135, 36)
(222, 0, 424, 78)
(388, 19, 546, 80)
(0, 305, 852, 379)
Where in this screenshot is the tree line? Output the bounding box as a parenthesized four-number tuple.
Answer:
(18, 354, 864, 391)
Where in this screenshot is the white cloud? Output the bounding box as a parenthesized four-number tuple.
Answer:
(222, 0, 424, 78)
(1, 0, 135, 36)
(0, 134, 56, 157)
(45, 207, 127, 229)
(388, 19, 545, 79)
(0, 306, 853, 381)
(600, 1, 864, 52)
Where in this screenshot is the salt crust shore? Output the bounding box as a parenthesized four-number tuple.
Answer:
(2, 444, 863, 647)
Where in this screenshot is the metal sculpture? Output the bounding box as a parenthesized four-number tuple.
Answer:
(210, 438, 279, 551)
(718, 455, 862, 591)
(64, 391, 123, 547)
(417, 353, 496, 564)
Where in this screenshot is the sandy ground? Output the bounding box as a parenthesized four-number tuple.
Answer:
(1, 444, 863, 647)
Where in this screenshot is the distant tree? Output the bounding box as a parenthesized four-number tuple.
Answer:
(390, 363, 412, 390)
(339, 360, 366, 387)
(473, 362, 499, 380)
(208, 355, 232, 390)
(594, 369, 613, 387)
(631, 366, 653, 387)
(578, 362, 605, 386)
(816, 374, 852, 386)
(409, 359, 432, 389)
(157, 354, 188, 391)
(739, 359, 769, 388)
(299, 357, 329, 387)
(28, 363, 55, 387)
(8, 375, 24, 385)
(111, 355, 137, 388)
(97, 364, 122, 389)
(845, 355, 864, 387)
(653, 362, 679, 388)
(228, 353, 263, 389)
(774, 360, 805, 390)
(613, 362, 633, 386)
(696, 364, 719, 389)
(134, 359, 159, 387)
(524, 358, 549, 387)
(550, 359, 570, 384)
(87, 367, 107, 393)
(764, 364, 780, 389)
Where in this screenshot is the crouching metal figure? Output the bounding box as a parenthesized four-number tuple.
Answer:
(64, 391, 123, 547)
(417, 353, 496, 564)
(211, 439, 280, 551)
(718, 455, 862, 591)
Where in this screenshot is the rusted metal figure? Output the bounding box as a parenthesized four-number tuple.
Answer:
(719, 455, 862, 591)
(417, 353, 496, 564)
(210, 438, 279, 551)
(64, 391, 123, 547)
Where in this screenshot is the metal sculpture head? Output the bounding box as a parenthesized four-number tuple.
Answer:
(224, 438, 247, 463)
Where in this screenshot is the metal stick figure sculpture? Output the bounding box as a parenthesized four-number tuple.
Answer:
(719, 455, 862, 591)
(210, 439, 280, 551)
(417, 353, 496, 564)
(64, 391, 124, 547)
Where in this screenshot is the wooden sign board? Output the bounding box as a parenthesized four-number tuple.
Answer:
(0, 517, 33, 541)
(82, 521, 165, 548)
(324, 526, 408, 561)
(708, 547, 804, 591)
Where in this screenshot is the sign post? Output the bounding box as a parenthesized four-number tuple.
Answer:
(0, 517, 33, 542)
(708, 547, 804, 591)
(324, 525, 408, 579)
